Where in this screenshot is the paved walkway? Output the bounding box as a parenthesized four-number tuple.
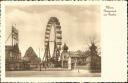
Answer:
(6, 69, 101, 77)
(32, 67, 70, 71)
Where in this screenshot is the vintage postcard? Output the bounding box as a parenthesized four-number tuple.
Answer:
(0, 1, 127, 82)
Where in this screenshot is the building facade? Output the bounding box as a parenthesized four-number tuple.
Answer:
(5, 44, 22, 71)
(60, 43, 101, 72)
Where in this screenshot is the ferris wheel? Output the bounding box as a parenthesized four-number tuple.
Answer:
(43, 17, 62, 64)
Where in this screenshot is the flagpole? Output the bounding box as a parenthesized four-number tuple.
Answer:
(12, 25, 13, 47)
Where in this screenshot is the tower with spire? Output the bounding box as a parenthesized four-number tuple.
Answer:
(60, 43, 69, 68)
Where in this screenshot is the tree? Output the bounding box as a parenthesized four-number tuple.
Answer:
(87, 36, 101, 73)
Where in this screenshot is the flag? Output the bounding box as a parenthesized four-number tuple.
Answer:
(12, 26, 18, 41)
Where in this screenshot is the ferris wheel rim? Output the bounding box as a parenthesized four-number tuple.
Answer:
(44, 17, 62, 48)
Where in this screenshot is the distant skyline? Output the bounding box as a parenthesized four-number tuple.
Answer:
(5, 5, 100, 58)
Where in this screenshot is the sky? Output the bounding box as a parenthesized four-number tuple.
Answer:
(5, 5, 100, 58)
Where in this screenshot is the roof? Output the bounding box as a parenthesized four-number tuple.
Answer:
(69, 51, 87, 58)
(69, 54, 80, 58)
(5, 45, 13, 50)
(5, 45, 20, 53)
(23, 47, 40, 62)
